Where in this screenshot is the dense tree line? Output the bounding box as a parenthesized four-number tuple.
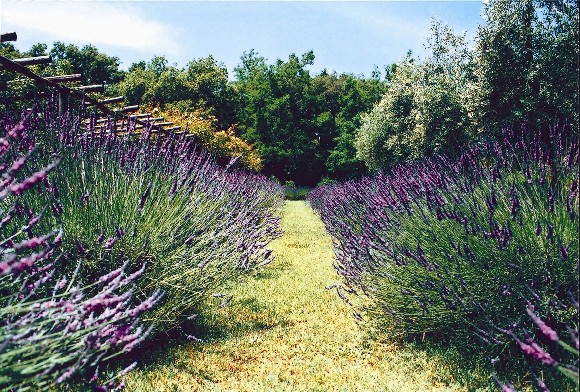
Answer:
(1, 0, 577, 184)
(1, 42, 384, 185)
(110, 50, 384, 184)
(232, 50, 384, 184)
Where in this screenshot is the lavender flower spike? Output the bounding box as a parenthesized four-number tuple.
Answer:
(526, 305, 559, 342)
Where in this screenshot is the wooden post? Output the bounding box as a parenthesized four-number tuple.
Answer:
(58, 92, 68, 117)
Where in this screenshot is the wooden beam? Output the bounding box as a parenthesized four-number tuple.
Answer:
(83, 117, 110, 125)
(99, 96, 124, 104)
(77, 84, 104, 93)
(96, 119, 114, 125)
(116, 105, 139, 113)
(0, 56, 69, 94)
(14, 55, 52, 66)
(1, 32, 17, 42)
(91, 120, 149, 129)
(164, 126, 182, 132)
(129, 113, 152, 119)
(45, 74, 82, 83)
(0, 56, 52, 70)
(149, 128, 168, 134)
(152, 121, 173, 127)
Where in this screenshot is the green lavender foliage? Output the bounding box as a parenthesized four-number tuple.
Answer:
(311, 124, 578, 341)
(1, 118, 159, 391)
(21, 107, 284, 333)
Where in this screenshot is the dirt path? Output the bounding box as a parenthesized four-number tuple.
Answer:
(127, 201, 467, 391)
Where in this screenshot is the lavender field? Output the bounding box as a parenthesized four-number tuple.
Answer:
(1, 0, 578, 390)
(308, 124, 579, 390)
(0, 104, 284, 390)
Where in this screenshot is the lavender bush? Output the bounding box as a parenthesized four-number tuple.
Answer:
(309, 123, 578, 385)
(1, 118, 160, 390)
(20, 103, 284, 333)
(493, 296, 578, 391)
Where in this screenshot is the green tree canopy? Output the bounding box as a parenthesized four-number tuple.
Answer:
(355, 21, 474, 171)
(13, 42, 124, 85)
(234, 50, 384, 185)
(114, 55, 236, 128)
(473, 0, 579, 131)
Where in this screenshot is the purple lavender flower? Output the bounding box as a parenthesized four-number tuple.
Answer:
(81, 192, 90, 206)
(104, 237, 117, 249)
(138, 182, 152, 211)
(526, 305, 559, 342)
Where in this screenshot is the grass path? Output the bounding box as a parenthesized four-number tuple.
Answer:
(127, 201, 484, 391)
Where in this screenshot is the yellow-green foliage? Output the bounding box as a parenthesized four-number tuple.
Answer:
(125, 201, 491, 391)
(157, 107, 263, 172)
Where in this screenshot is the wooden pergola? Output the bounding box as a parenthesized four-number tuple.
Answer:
(1, 31, 182, 135)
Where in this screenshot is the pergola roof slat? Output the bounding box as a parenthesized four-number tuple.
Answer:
(0, 52, 169, 134)
(99, 96, 124, 104)
(45, 74, 82, 83)
(0, 32, 17, 42)
(77, 84, 104, 93)
(0, 56, 52, 70)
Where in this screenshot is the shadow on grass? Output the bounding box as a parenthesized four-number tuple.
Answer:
(358, 321, 496, 390)
(116, 265, 292, 372)
(411, 340, 495, 390)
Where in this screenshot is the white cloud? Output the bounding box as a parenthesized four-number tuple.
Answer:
(1, 1, 181, 55)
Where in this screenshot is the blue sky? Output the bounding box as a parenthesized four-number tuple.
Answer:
(1, 1, 485, 77)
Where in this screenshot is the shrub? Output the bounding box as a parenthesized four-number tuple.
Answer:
(157, 106, 263, 172)
(22, 106, 284, 333)
(310, 123, 578, 354)
(354, 22, 474, 172)
(1, 118, 160, 390)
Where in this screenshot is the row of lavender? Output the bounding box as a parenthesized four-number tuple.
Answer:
(1, 102, 284, 390)
(309, 124, 578, 389)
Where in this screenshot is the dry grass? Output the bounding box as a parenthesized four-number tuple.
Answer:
(126, 201, 491, 391)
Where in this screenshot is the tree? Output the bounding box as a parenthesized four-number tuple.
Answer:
(0, 43, 23, 108)
(355, 21, 475, 171)
(415, 20, 474, 157)
(32, 42, 124, 85)
(355, 57, 420, 170)
(326, 74, 384, 179)
(115, 55, 236, 128)
(234, 50, 326, 185)
(183, 56, 236, 128)
(473, 0, 579, 131)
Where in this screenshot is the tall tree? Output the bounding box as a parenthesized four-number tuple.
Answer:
(325, 74, 385, 179)
(183, 56, 236, 128)
(115, 55, 236, 128)
(1, 42, 122, 107)
(234, 50, 326, 185)
(474, 0, 579, 131)
(34, 42, 124, 85)
(355, 21, 475, 171)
